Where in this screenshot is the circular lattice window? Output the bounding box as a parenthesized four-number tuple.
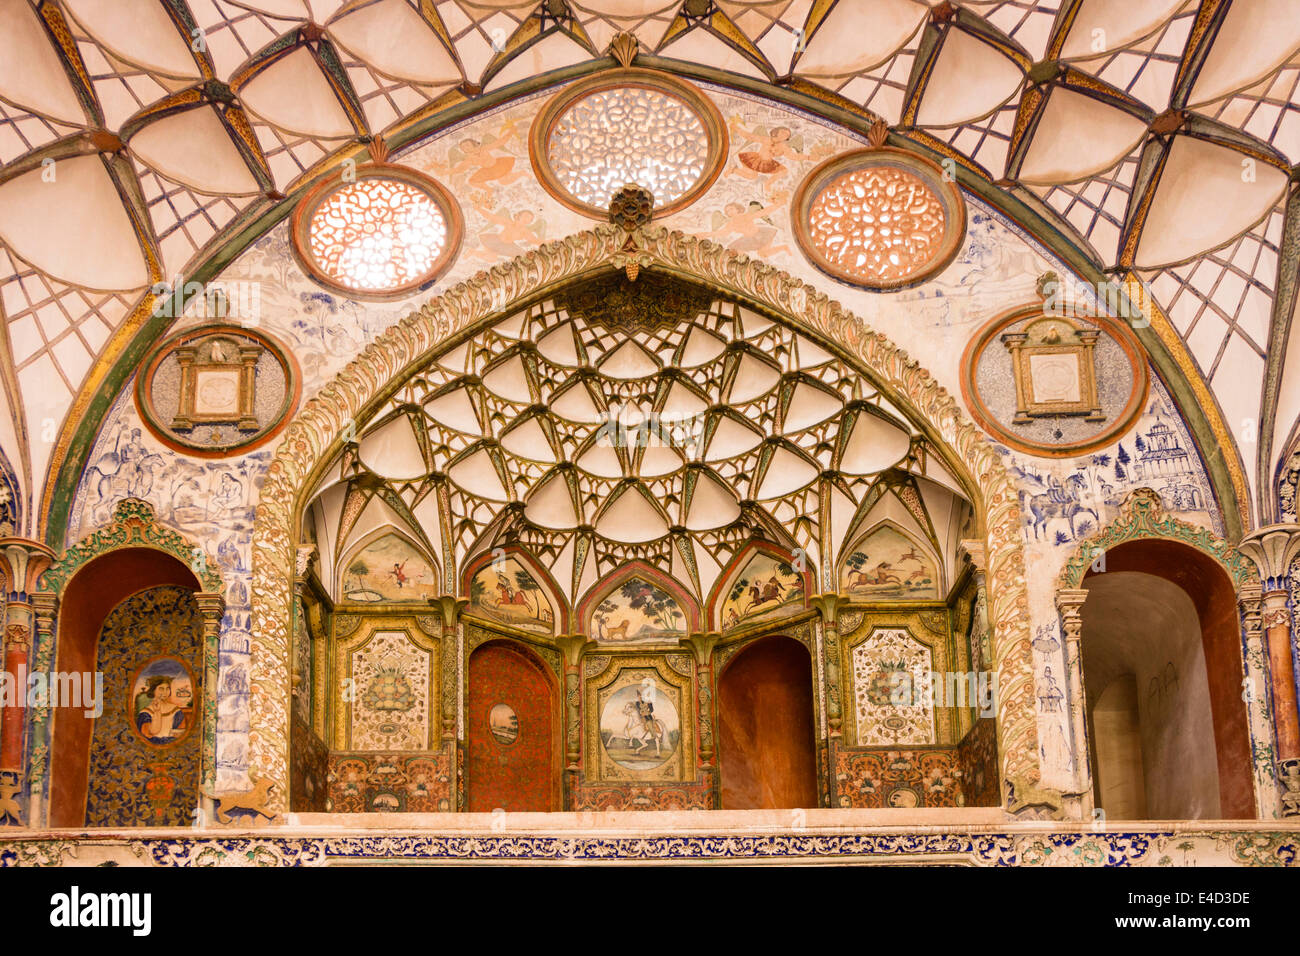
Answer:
(792, 148, 966, 290)
(529, 70, 727, 219)
(291, 164, 463, 300)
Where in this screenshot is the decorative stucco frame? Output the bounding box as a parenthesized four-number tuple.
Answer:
(248, 226, 1040, 815)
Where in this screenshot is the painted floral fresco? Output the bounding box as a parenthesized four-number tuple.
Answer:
(466, 556, 556, 635)
(720, 552, 805, 631)
(841, 525, 940, 599)
(342, 534, 438, 603)
(852, 628, 936, 746)
(590, 577, 686, 644)
(348, 630, 431, 751)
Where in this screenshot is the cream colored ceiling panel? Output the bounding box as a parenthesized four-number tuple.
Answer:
(329, 0, 461, 84)
(595, 484, 668, 541)
(1017, 87, 1147, 184)
(839, 410, 911, 475)
(794, 0, 926, 76)
(0, 0, 89, 124)
(0, 156, 148, 291)
(448, 446, 509, 500)
(1058, 0, 1188, 61)
(129, 106, 261, 195)
(1188, 0, 1300, 107)
(524, 470, 579, 529)
(359, 415, 427, 479)
(239, 47, 354, 138)
(1134, 136, 1289, 269)
(683, 468, 740, 530)
(63, 0, 201, 79)
(486, 32, 592, 92)
(916, 28, 1024, 128)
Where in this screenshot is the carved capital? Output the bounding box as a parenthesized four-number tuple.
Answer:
(29, 592, 57, 633)
(1238, 583, 1264, 641)
(427, 595, 469, 630)
(194, 592, 226, 626)
(554, 633, 594, 669)
(1055, 588, 1088, 642)
(681, 631, 721, 667)
(958, 538, 988, 578)
(0, 539, 56, 598)
(1238, 524, 1300, 593)
(294, 545, 317, 580)
(807, 592, 847, 626)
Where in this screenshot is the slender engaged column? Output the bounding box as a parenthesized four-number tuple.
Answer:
(1055, 588, 1093, 818)
(194, 592, 226, 802)
(1238, 526, 1300, 816)
(0, 540, 56, 828)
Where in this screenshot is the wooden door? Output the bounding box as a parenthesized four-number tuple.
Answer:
(466, 641, 558, 812)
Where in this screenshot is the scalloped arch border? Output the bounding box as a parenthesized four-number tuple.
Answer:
(247, 225, 1039, 813)
(1057, 487, 1258, 592)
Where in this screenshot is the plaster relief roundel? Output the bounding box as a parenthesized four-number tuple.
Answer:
(960, 289, 1150, 458)
(136, 324, 300, 457)
(792, 147, 966, 290)
(530, 70, 727, 219)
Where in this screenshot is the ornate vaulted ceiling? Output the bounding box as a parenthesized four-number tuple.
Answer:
(305, 272, 974, 606)
(1, 0, 1299, 539)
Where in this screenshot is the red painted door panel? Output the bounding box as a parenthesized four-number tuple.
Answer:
(467, 641, 558, 812)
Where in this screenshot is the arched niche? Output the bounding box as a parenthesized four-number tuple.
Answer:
(250, 227, 1037, 817)
(1081, 545, 1252, 818)
(839, 519, 943, 602)
(1059, 488, 1261, 819)
(335, 526, 440, 604)
(38, 499, 223, 827)
(709, 540, 812, 635)
(577, 560, 698, 645)
(717, 635, 817, 810)
(461, 547, 566, 637)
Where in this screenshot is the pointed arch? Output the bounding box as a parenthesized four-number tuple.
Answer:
(247, 226, 1038, 815)
(577, 559, 699, 643)
(461, 545, 568, 636)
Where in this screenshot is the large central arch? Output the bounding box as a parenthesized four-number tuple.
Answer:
(247, 225, 1040, 815)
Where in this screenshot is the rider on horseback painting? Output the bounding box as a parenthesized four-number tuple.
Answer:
(634, 686, 655, 730)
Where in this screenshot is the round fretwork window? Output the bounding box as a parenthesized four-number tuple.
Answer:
(529, 70, 727, 219)
(792, 148, 966, 290)
(291, 164, 463, 300)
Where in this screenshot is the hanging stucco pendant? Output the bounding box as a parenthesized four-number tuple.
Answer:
(609, 184, 655, 280)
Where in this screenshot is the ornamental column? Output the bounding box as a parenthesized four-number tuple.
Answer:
(194, 592, 225, 812)
(1238, 525, 1300, 816)
(0, 539, 55, 827)
(682, 632, 721, 805)
(554, 633, 593, 808)
(807, 593, 847, 738)
(429, 596, 468, 741)
(27, 592, 56, 826)
(1055, 587, 1093, 819)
